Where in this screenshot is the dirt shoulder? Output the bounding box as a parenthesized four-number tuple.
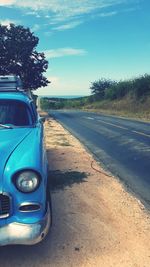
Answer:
(45, 117, 150, 267)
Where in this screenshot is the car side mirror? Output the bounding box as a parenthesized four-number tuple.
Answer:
(39, 117, 46, 123)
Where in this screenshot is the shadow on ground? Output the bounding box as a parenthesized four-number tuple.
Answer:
(49, 170, 88, 191)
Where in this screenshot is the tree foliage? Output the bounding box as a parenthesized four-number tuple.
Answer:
(90, 75, 150, 101)
(105, 80, 133, 100)
(40, 97, 89, 110)
(0, 23, 49, 90)
(132, 74, 150, 98)
(90, 78, 116, 100)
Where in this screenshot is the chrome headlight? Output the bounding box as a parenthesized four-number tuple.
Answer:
(15, 171, 40, 193)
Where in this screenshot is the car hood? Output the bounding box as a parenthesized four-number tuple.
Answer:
(0, 128, 32, 190)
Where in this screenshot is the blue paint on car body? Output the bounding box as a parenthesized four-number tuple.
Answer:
(0, 78, 51, 245)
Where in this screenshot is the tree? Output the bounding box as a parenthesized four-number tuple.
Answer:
(133, 74, 150, 98)
(0, 23, 50, 90)
(90, 78, 116, 100)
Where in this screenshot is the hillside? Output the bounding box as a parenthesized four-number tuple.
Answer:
(83, 95, 150, 121)
(40, 74, 150, 121)
(40, 95, 150, 121)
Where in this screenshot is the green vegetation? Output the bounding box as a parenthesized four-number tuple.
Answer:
(90, 74, 150, 101)
(0, 24, 49, 90)
(40, 96, 90, 110)
(90, 78, 116, 100)
(41, 74, 150, 120)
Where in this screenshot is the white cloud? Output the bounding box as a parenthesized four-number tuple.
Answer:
(0, 0, 135, 31)
(0, 19, 19, 26)
(44, 48, 87, 59)
(1, 1, 126, 22)
(25, 11, 37, 15)
(99, 11, 118, 17)
(36, 75, 60, 95)
(49, 76, 60, 83)
(52, 20, 83, 31)
(0, 0, 15, 5)
(31, 24, 40, 32)
(44, 31, 53, 37)
(36, 75, 90, 96)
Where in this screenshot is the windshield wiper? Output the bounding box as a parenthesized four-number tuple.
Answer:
(0, 124, 13, 129)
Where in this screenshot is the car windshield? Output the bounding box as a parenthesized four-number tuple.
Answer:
(0, 100, 32, 127)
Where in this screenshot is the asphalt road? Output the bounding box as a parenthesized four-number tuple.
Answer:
(50, 110, 150, 207)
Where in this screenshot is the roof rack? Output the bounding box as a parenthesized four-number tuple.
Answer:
(0, 75, 23, 92)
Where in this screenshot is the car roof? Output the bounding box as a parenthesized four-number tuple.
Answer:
(0, 91, 32, 105)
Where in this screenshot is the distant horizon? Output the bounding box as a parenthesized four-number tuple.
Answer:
(37, 94, 89, 98)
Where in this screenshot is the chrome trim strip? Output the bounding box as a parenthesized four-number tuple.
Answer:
(19, 202, 41, 212)
(0, 213, 9, 219)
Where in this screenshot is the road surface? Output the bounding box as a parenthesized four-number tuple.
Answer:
(50, 110, 150, 207)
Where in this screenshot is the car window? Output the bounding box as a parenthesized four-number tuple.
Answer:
(0, 100, 32, 126)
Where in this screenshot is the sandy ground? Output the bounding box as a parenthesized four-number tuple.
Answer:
(0, 116, 150, 267)
(45, 117, 150, 267)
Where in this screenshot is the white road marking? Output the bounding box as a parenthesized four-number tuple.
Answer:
(84, 117, 95, 120)
(84, 117, 150, 138)
(97, 119, 128, 130)
(132, 130, 150, 138)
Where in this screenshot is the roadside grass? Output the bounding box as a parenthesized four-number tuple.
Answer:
(47, 140, 71, 147)
(49, 136, 71, 146)
(39, 94, 150, 121)
(83, 95, 150, 121)
(54, 133, 71, 145)
(58, 140, 71, 146)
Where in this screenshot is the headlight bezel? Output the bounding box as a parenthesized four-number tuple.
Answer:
(13, 169, 41, 194)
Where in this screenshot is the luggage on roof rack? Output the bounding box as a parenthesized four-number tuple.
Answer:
(0, 75, 23, 91)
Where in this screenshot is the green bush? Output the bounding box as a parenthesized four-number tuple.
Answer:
(96, 74, 150, 101)
(105, 80, 133, 100)
(132, 74, 150, 98)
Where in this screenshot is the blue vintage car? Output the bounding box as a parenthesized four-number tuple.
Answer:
(0, 76, 52, 245)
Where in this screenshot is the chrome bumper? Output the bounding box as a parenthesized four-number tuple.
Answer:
(0, 206, 51, 246)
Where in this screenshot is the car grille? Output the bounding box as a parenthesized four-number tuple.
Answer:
(0, 194, 11, 218)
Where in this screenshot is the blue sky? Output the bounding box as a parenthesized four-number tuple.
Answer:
(0, 0, 149, 96)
